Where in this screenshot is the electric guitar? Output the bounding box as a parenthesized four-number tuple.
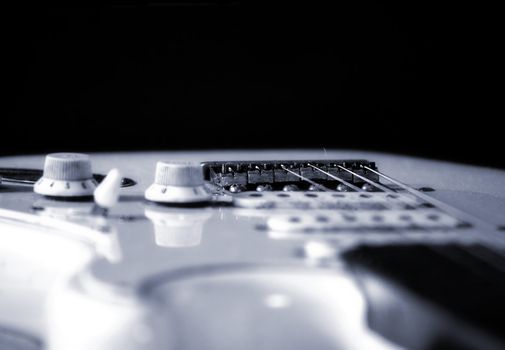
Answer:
(1, 150, 505, 350)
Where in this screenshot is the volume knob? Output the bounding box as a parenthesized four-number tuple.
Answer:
(145, 161, 210, 204)
(34, 153, 97, 197)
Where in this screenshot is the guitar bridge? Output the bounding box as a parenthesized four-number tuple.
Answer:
(202, 160, 379, 192)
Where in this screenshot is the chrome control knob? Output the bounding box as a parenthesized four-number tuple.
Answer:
(34, 153, 97, 197)
(145, 161, 210, 204)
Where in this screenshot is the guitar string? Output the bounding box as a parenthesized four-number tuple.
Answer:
(301, 164, 505, 273)
(306, 163, 362, 192)
(336, 165, 393, 193)
(345, 165, 505, 272)
(362, 166, 496, 230)
(359, 165, 505, 272)
(339, 165, 494, 236)
(280, 165, 331, 192)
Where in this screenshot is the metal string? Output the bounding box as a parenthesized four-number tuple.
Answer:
(307, 164, 363, 192)
(301, 163, 505, 271)
(362, 166, 496, 230)
(337, 165, 393, 193)
(358, 165, 505, 271)
(280, 165, 331, 192)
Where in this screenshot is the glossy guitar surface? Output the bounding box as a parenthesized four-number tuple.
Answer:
(1, 150, 505, 350)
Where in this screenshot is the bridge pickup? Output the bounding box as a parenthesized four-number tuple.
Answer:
(266, 209, 463, 233)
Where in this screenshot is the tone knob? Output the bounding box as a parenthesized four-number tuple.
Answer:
(145, 161, 210, 204)
(34, 153, 97, 197)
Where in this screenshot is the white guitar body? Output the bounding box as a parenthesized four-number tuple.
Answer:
(1, 150, 505, 350)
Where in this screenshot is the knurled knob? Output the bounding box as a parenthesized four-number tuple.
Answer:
(145, 161, 210, 204)
(34, 153, 97, 197)
(154, 161, 204, 187)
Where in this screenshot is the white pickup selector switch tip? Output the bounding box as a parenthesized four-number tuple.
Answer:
(94, 169, 122, 209)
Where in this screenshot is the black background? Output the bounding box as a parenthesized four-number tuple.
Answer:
(3, 2, 503, 168)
